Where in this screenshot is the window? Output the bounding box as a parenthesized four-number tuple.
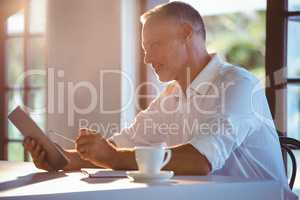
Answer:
(287, 10, 300, 142)
(203, 7, 266, 80)
(266, 0, 300, 195)
(287, 1, 300, 194)
(0, 0, 47, 161)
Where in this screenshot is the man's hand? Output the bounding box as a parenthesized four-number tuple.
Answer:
(75, 129, 118, 168)
(23, 137, 56, 171)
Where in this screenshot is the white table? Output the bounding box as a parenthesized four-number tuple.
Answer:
(0, 161, 283, 200)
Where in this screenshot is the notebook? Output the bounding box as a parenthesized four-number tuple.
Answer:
(81, 168, 127, 178)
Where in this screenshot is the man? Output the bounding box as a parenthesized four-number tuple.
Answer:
(24, 2, 296, 199)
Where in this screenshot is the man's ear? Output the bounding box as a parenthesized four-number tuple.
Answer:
(180, 22, 193, 42)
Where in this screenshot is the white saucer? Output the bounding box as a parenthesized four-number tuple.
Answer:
(126, 170, 174, 183)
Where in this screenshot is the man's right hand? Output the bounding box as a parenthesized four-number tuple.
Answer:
(23, 137, 55, 171)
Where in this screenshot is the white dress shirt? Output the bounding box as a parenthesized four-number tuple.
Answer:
(110, 54, 297, 200)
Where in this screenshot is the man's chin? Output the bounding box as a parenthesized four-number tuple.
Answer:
(156, 74, 172, 83)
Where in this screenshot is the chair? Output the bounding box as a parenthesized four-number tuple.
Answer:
(279, 136, 300, 189)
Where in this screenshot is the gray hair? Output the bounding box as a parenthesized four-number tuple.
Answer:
(140, 1, 206, 40)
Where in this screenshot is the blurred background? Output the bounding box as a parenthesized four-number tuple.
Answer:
(0, 0, 299, 196)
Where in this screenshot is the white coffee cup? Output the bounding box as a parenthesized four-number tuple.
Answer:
(134, 144, 172, 175)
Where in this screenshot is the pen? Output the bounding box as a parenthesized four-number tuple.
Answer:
(47, 129, 76, 144)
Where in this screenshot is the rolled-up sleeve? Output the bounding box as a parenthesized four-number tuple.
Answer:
(109, 96, 163, 149)
(109, 111, 153, 148)
(189, 74, 260, 172)
(190, 116, 234, 171)
(109, 128, 135, 148)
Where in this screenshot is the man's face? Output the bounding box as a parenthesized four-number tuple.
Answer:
(142, 19, 188, 82)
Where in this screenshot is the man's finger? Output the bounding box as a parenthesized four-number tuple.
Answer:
(23, 139, 30, 150)
(76, 145, 90, 160)
(77, 145, 94, 161)
(37, 150, 46, 162)
(34, 144, 41, 155)
(78, 148, 85, 154)
(76, 143, 91, 154)
(78, 152, 89, 160)
(23, 137, 32, 146)
(31, 139, 36, 147)
(75, 134, 95, 146)
(79, 128, 89, 136)
(75, 129, 88, 141)
(23, 138, 34, 152)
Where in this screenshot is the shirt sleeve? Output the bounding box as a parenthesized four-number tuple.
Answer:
(189, 73, 261, 172)
(109, 95, 163, 148)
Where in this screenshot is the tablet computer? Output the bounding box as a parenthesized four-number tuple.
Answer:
(8, 106, 69, 171)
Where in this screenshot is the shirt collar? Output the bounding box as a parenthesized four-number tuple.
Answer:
(186, 53, 224, 97)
